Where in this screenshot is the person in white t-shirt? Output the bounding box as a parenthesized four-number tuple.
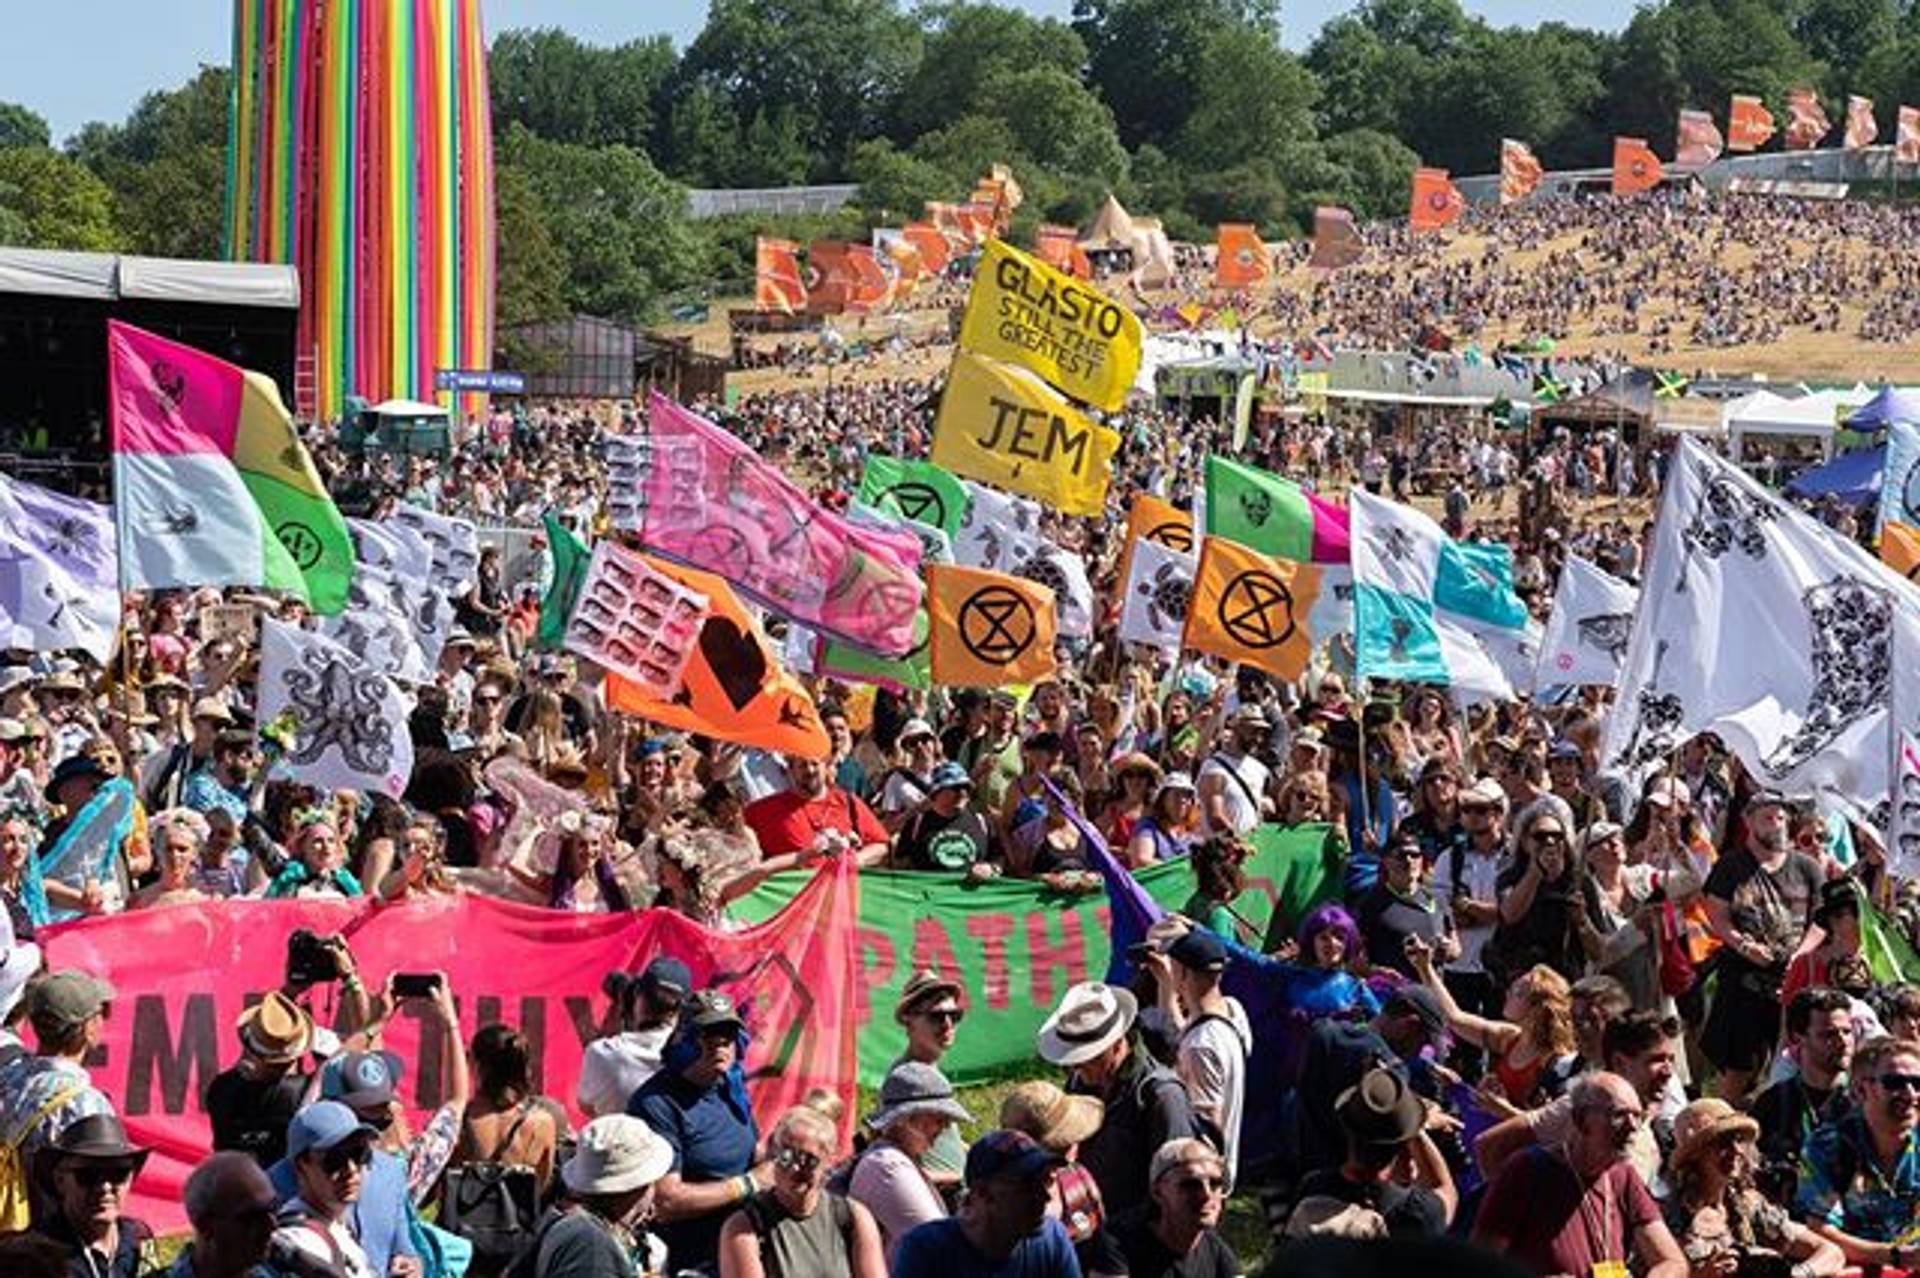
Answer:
(1196, 706, 1273, 839)
(1144, 923, 1252, 1188)
(576, 956, 690, 1117)
(1429, 776, 1509, 1026)
(272, 1102, 380, 1278)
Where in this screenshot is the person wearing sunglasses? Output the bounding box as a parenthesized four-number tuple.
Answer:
(1355, 829, 1458, 981)
(31, 1114, 152, 1278)
(719, 1103, 886, 1278)
(849, 1061, 973, 1265)
(1114, 1138, 1238, 1277)
(1794, 1035, 1920, 1269)
(272, 1101, 383, 1278)
(891, 971, 970, 1189)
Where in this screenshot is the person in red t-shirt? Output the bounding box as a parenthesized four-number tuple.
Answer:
(743, 753, 891, 869)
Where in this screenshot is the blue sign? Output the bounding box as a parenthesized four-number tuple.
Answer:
(434, 369, 526, 393)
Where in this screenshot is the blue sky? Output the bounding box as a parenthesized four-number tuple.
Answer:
(6, 0, 1618, 145)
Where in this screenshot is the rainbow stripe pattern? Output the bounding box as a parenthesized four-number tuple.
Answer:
(225, 0, 496, 421)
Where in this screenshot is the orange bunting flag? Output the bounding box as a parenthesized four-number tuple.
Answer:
(755, 238, 806, 314)
(1676, 110, 1724, 166)
(605, 557, 831, 759)
(1612, 137, 1662, 195)
(879, 234, 924, 295)
(1034, 225, 1089, 278)
(1308, 206, 1363, 269)
(1409, 168, 1465, 232)
(1214, 224, 1271, 289)
(804, 241, 856, 314)
(927, 564, 1058, 688)
(1845, 95, 1878, 150)
(902, 222, 950, 276)
(844, 244, 893, 312)
(1499, 139, 1543, 204)
(1885, 522, 1920, 582)
(1900, 107, 1920, 164)
(926, 202, 973, 249)
(1728, 95, 1776, 152)
(1182, 537, 1325, 683)
(1786, 88, 1831, 150)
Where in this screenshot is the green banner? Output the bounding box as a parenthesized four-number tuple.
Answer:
(857, 455, 969, 539)
(734, 824, 1341, 1087)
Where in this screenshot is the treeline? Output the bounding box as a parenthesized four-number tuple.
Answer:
(5, 0, 1920, 332)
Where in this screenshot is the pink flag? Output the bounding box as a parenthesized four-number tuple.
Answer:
(642, 393, 923, 655)
(1676, 109, 1724, 165)
(42, 859, 864, 1228)
(1901, 106, 1920, 164)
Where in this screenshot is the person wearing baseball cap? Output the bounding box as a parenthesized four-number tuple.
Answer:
(269, 1101, 382, 1278)
(2, 970, 117, 1174)
(578, 956, 693, 1117)
(1148, 924, 1251, 1188)
(895, 761, 994, 876)
(890, 1130, 1081, 1276)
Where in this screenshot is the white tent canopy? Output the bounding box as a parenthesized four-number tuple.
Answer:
(1722, 385, 1871, 461)
(368, 398, 449, 418)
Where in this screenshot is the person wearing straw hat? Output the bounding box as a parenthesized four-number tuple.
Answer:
(1099, 752, 1161, 849)
(524, 1114, 673, 1278)
(31, 1114, 153, 1277)
(848, 1060, 972, 1265)
(998, 1080, 1116, 1270)
(1662, 1097, 1843, 1278)
(892, 970, 970, 1187)
(1038, 980, 1201, 1219)
(205, 991, 321, 1169)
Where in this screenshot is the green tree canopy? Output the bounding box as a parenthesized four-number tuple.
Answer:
(0, 103, 50, 151)
(0, 147, 122, 251)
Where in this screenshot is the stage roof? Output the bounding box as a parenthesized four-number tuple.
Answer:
(0, 248, 298, 309)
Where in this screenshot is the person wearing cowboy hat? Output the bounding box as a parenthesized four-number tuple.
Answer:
(205, 991, 324, 1169)
(1662, 1098, 1844, 1278)
(890, 1130, 1082, 1277)
(31, 1114, 153, 1277)
(1287, 1067, 1456, 1241)
(1037, 980, 1202, 1219)
(894, 763, 994, 876)
(1195, 704, 1272, 840)
(848, 1060, 973, 1264)
(892, 971, 970, 1185)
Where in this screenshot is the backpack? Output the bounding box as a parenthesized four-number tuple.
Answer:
(440, 1102, 542, 1277)
(0, 1079, 85, 1232)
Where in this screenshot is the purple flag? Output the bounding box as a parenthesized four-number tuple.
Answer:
(0, 474, 117, 592)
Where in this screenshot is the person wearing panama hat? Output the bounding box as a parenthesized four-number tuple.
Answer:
(891, 970, 970, 1190)
(1037, 980, 1203, 1218)
(848, 1060, 973, 1265)
(1662, 1097, 1842, 1277)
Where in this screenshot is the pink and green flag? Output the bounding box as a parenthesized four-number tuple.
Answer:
(1205, 455, 1351, 563)
(108, 320, 353, 612)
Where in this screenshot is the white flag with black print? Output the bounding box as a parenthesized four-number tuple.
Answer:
(349, 518, 454, 671)
(954, 480, 1094, 637)
(1119, 537, 1196, 652)
(1889, 619, 1920, 879)
(1604, 438, 1920, 815)
(388, 503, 480, 599)
(258, 619, 415, 798)
(1535, 554, 1640, 689)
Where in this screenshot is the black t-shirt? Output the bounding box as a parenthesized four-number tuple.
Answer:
(204, 1062, 314, 1167)
(1703, 847, 1823, 970)
(895, 807, 993, 872)
(1356, 882, 1447, 978)
(1292, 1020, 1406, 1176)
(1111, 1210, 1239, 1278)
(1293, 1167, 1448, 1237)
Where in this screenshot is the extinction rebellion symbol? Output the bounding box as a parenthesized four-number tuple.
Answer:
(277, 522, 324, 570)
(882, 482, 949, 529)
(958, 585, 1037, 666)
(1146, 520, 1194, 554)
(1217, 570, 1296, 650)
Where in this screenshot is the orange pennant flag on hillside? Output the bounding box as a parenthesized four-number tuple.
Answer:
(927, 564, 1058, 688)
(1035, 225, 1089, 278)
(926, 202, 973, 249)
(1786, 88, 1831, 149)
(1676, 110, 1723, 165)
(804, 241, 856, 314)
(880, 235, 924, 296)
(844, 244, 893, 312)
(1410, 168, 1464, 231)
(1728, 95, 1776, 151)
(1884, 522, 1920, 582)
(1900, 106, 1920, 164)
(902, 222, 950, 275)
(605, 557, 831, 759)
(1309, 206, 1363, 270)
(1612, 137, 1663, 194)
(1214, 224, 1271, 289)
(755, 238, 806, 314)
(1182, 537, 1325, 683)
(1499, 139, 1543, 204)
(1845, 95, 1878, 149)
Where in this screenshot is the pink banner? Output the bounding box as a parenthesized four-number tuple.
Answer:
(641, 393, 923, 655)
(40, 858, 860, 1229)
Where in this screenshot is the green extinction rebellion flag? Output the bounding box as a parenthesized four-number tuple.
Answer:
(734, 823, 1340, 1087)
(858, 456, 969, 539)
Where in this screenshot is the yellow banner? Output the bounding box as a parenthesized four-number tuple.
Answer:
(932, 350, 1119, 517)
(958, 239, 1143, 412)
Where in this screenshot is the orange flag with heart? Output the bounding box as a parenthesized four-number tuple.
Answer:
(755, 238, 806, 314)
(1183, 537, 1325, 683)
(927, 563, 1058, 687)
(605, 556, 831, 759)
(1409, 168, 1464, 231)
(1612, 137, 1662, 194)
(1885, 522, 1920, 582)
(1214, 224, 1270, 289)
(1728, 95, 1776, 151)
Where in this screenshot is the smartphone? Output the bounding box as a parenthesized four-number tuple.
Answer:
(392, 972, 443, 999)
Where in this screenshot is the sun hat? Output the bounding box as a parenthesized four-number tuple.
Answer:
(286, 1101, 379, 1162)
(866, 1060, 972, 1131)
(1114, 752, 1162, 782)
(48, 1114, 150, 1173)
(43, 752, 110, 803)
(0, 666, 33, 695)
(1461, 777, 1507, 809)
(898, 718, 937, 745)
(1335, 1067, 1425, 1150)
(1231, 704, 1271, 729)
(236, 990, 315, 1064)
(191, 697, 235, 724)
(1643, 776, 1690, 809)
(1037, 981, 1139, 1067)
(563, 1114, 675, 1196)
(964, 1129, 1067, 1186)
(1576, 822, 1625, 856)
(999, 1080, 1104, 1153)
(1155, 771, 1197, 798)
(895, 969, 965, 1024)
(1670, 1098, 1759, 1171)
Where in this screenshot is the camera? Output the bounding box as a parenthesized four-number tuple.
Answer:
(286, 929, 347, 987)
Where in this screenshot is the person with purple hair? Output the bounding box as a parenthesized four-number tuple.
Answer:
(1272, 902, 1384, 1022)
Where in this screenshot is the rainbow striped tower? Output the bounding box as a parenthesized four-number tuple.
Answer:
(226, 0, 496, 420)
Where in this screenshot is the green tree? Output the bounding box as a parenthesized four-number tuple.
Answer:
(67, 67, 228, 259)
(489, 28, 676, 150)
(890, 3, 1086, 140)
(1321, 128, 1419, 220)
(0, 147, 122, 250)
(1177, 24, 1320, 172)
(979, 67, 1129, 184)
(0, 102, 50, 151)
(1073, 0, 1268, 149)
(847, 138, 953, 219)
(1796, 0, 1898, 91)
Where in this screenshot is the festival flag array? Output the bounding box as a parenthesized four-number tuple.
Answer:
(1499, 139, 1544, 203)
(1185, 537, 1326, 682)
(1676, 110, 1724, 166)
(1729, 95, 1777, 151)
(1409, 168, 1465, 231)
(901, 222, 951, 276)
(1786, 88, 1832, 149)
(1845, 95, 1879, 149)
(1214, 224, 1271, 289)
(257, 618, 415, 798)
(1612, 137, 1663, 194)
(953, 481, 1095, 638)
(755, 237, 807, 314)
(958, 239, 1144, 413)
(931, 351, 1120, 517)
(1308, 206, 1363, 269)
(1534, 554, 1640, 689)
(1900, 107, 1920, 164)
(926, 563, 1058, 687)
(1203, 457, 1351, 564)
(108, 321, 353, 614)
(1118, 537, 1197, 653)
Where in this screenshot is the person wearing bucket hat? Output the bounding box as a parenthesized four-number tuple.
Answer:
(519, 1114, 674, 1277)
(1286, 1068, 1455, 1241)
(1662, 1097, 1844, 1278)
(895, 761, 993, 875)
(31, 1114, 154, 1276)
(875, 718, 943, 833)
(1037, 981, 1202, 1218)
(848, 1061, 973, 1264)
(890, 1130, 1081, 1276)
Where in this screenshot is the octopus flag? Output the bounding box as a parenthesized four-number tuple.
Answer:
(257, 618, 415, 798)
(1535, 554, 1640, 689)
(108, 321, 353, 613)
(1602, 439, 1920, 815)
